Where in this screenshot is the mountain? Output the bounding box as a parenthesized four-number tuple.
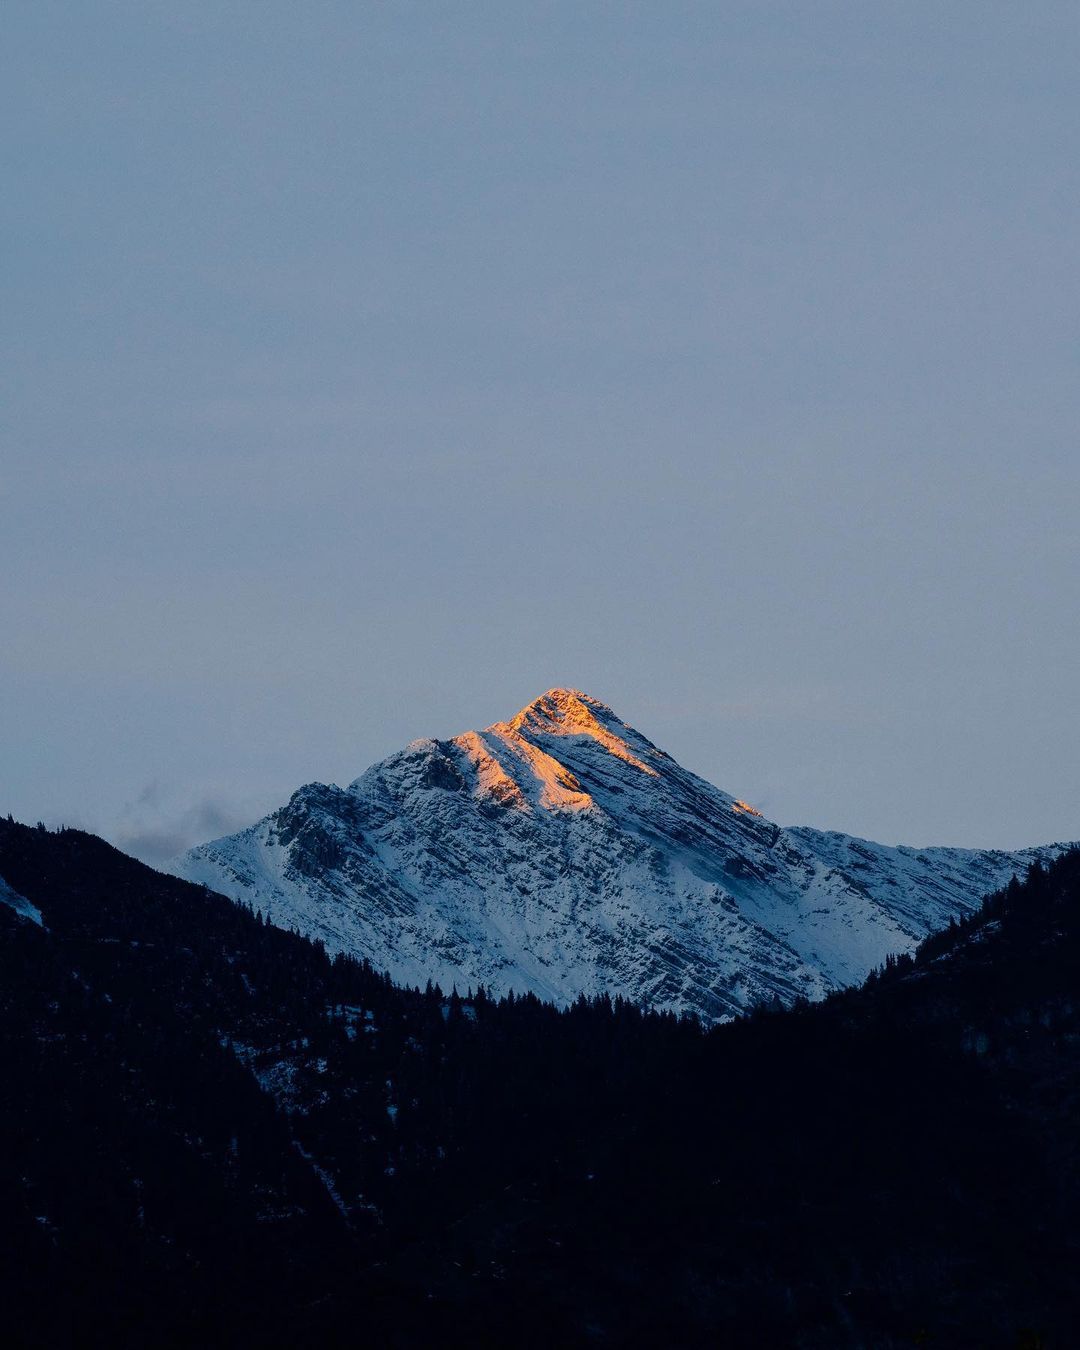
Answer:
(4, 818, 1080, 1347)
(169, 688, 1072, 1022)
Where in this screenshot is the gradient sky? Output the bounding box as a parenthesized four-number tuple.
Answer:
(4, 1, 1079, 861)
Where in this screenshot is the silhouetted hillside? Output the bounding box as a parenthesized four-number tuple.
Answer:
(2, 818, 1079, 1348)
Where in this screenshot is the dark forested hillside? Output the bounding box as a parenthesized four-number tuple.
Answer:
(2, 817, 1079, 1348)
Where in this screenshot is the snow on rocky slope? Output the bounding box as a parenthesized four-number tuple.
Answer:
(168, 689, 1072, 1022)
(0, 875, 43, 927)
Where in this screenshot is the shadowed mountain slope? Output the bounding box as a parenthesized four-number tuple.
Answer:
(3, 819, 1080, 1345)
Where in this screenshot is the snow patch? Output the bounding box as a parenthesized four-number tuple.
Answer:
(0, 877, 44, 927)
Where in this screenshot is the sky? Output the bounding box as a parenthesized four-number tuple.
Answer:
(3, 1, 1079, 861)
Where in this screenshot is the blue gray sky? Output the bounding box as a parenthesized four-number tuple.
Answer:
(4, 1, 1078, 860)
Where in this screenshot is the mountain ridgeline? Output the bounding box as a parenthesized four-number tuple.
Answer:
(170, 688, 1072, 1021)
(2, 818, 1080, 1347)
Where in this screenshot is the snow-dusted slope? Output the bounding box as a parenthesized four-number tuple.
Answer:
(0, 875, 43, 927)
(169, 689, 1073, 1022)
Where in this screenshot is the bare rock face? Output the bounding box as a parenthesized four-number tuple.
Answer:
(169, 688, 1072, 1023)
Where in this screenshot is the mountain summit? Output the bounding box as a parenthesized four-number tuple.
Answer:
(434, 687, 663, 816)
(169, 690, 1072, 1021)
(500, 687, 662, 776)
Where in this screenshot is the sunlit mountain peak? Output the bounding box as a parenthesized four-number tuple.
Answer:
(495, 688, 659, 777)
(171, 688, 1076, 1025)
(507, 687, 611, 727)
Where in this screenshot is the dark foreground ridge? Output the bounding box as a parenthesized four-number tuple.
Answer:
(2, 816, 1079, 1348)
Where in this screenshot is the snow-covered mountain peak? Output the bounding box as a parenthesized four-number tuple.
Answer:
(495, 687, 661, 779)
(169, 691, 1076, 1023)
(506, 687, 610, 727)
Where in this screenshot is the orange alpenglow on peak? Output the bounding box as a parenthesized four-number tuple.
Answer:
(492, 688, 659, 778)
(506, 688, 610, 726)
(732, 800, 763, 817)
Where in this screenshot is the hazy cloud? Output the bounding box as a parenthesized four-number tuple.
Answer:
(113, 787, 254, 865)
